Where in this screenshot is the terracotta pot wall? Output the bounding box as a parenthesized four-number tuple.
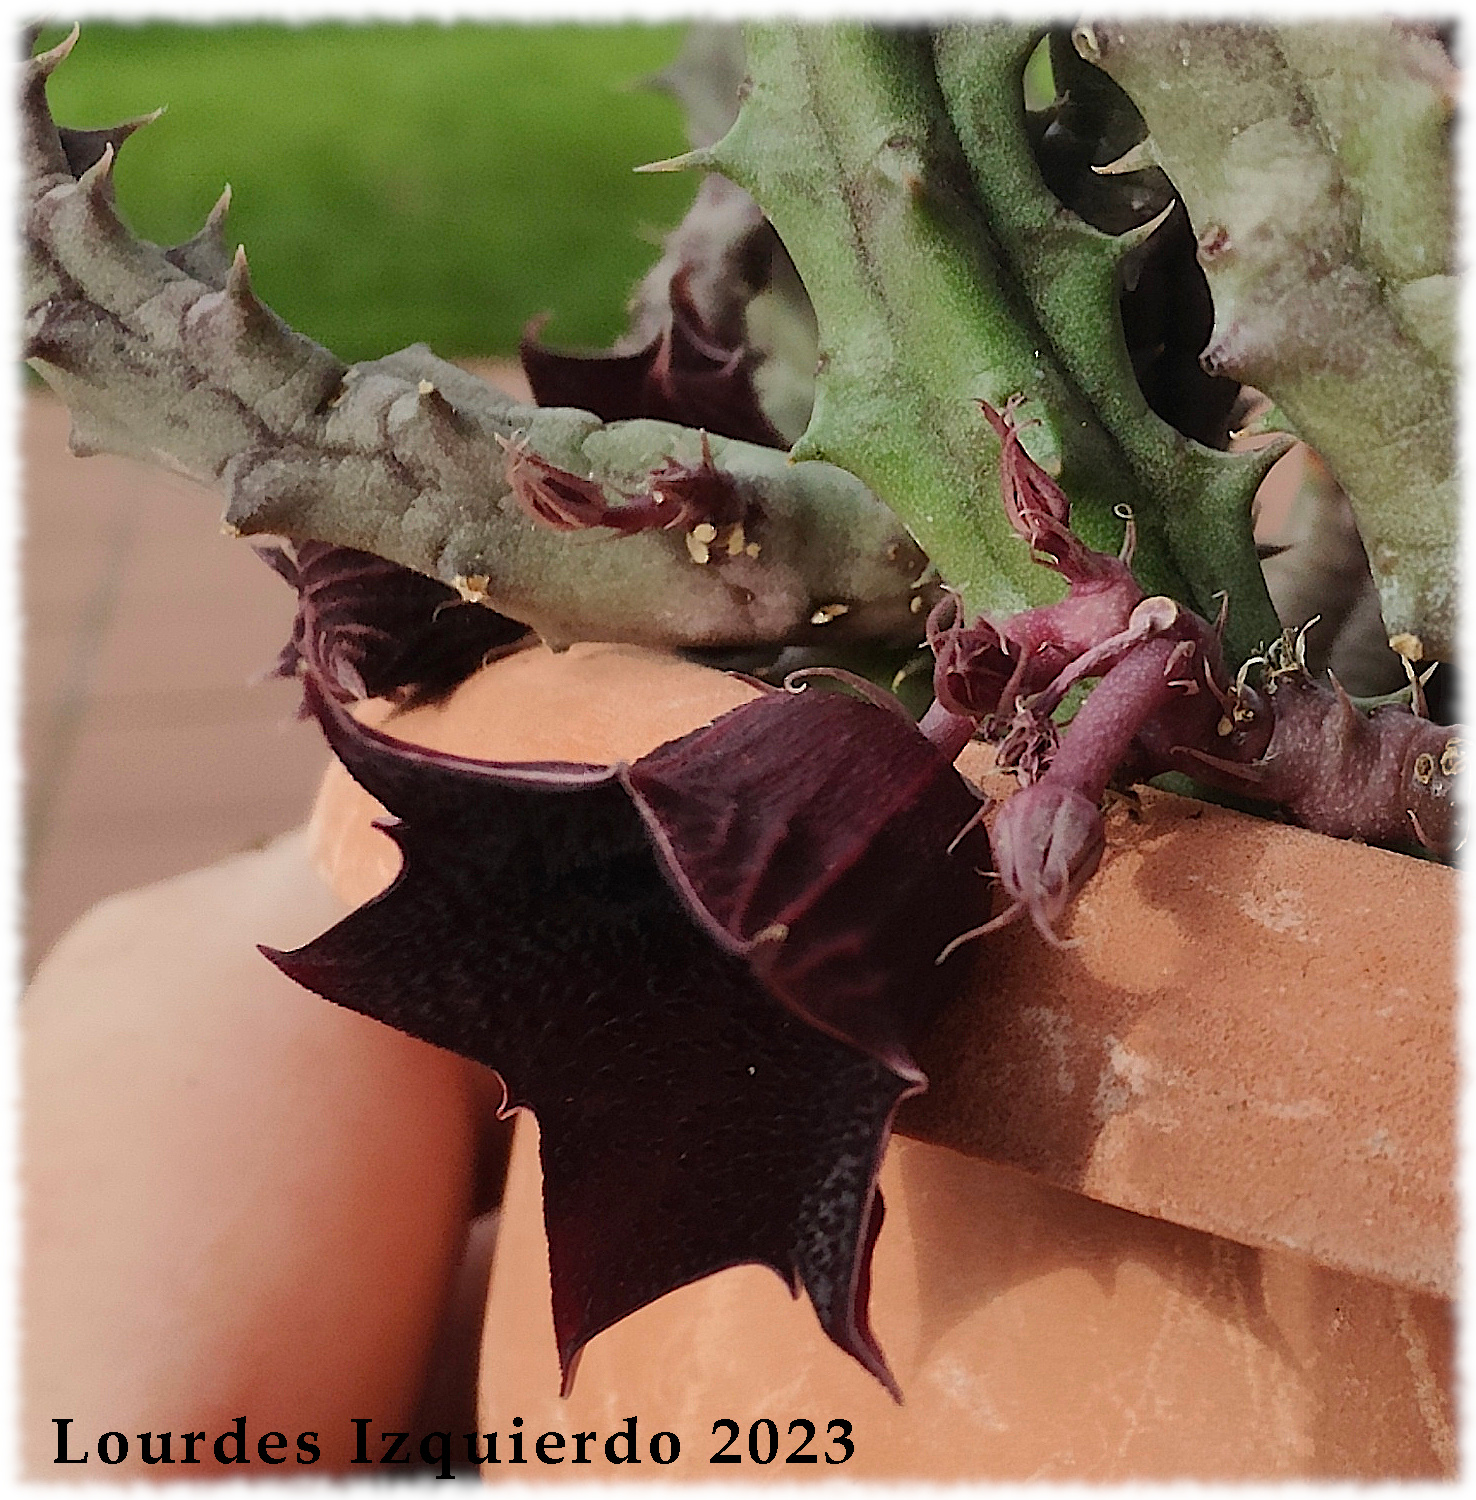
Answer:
(915, 748, 1457, 1302)
(475, 1118, 1454, 1479)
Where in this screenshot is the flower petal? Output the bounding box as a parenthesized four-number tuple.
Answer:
(625, 686, 993, 1077)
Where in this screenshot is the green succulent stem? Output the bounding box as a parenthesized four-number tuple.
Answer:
(708, 22, 1285, 664)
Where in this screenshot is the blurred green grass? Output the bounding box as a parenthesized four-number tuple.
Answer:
(39, 22, 698, 362)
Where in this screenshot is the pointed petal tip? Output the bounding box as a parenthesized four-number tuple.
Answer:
(836, 1192, 905, 1404)
(258, 940, 335, 998)
(556, 1341, 584, 1399)
(832, 1316, 903, 1403)
(874, 1357, 904, 1406)
(257, 942, 297, 978)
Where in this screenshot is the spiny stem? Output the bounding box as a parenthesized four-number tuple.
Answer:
(708, 22, 1286, 663)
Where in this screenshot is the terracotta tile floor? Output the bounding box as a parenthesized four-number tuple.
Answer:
(22, 392, 328, 976)
(22, 363, 531, 978)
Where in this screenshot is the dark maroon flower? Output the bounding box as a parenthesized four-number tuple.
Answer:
(520, 266, 787, 449)
(259, 541, 529, 709)
(265, 674, 992, 1397)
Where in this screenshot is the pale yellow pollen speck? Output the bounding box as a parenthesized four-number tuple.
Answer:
(685, 533, 711, 565)
(691, 523, 718, 543)
(453, 574, 491, 602)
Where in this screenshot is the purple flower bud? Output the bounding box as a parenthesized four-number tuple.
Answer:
(979, 397, 1128, 590)
(497, 430, 757, 550)
(979, 395, 1070, 535)
(926, 594, 1018, 720)
(497, 435, 635, 532)
(990, 783, 1106, 942)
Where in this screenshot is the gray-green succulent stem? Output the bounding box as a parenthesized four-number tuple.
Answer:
(1077, 21, 1457, 662)
(22, 27, 932, 655)
(700, 23, 1285, 665)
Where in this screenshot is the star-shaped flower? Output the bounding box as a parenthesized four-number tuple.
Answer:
(266, 673, 992, 1397)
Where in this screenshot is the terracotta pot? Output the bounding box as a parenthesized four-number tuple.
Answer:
(21, 830, 484, 1474)
(303, 642, 1457, 1480)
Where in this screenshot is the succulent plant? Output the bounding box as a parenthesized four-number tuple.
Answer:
(696, 24, 1294, 668)
(1076, 21, 1458, 664)
(23, 18, 1459, 1399)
